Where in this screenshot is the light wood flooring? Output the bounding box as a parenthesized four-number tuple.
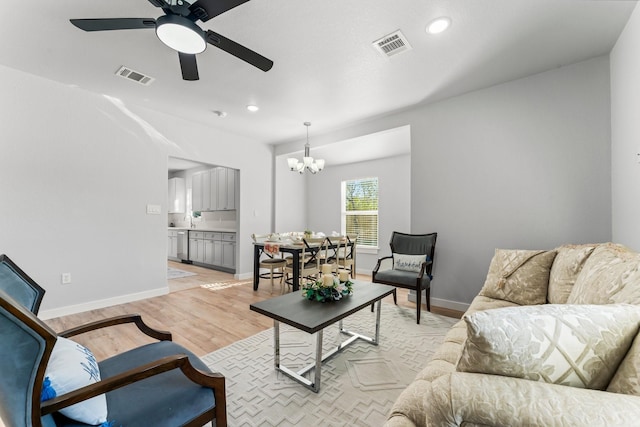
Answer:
(44, 261, 462, 361)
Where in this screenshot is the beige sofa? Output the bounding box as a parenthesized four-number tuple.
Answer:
(385, 243, 640, 427)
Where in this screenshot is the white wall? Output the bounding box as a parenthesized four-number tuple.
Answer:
(305, 155, 411, 272)
(611, 4, 640, 251)
(274, 154, 307, 233)
(0, 64, 272, 317)
(277, 56, 612, 309)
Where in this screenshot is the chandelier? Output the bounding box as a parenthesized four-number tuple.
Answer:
(287, 122, 325, 174)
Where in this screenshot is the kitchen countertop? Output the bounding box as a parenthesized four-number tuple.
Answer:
(168, 227, 236, 233)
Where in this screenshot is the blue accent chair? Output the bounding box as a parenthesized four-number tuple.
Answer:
(0, 254, 46, 314)
(0, 260, 227, 427)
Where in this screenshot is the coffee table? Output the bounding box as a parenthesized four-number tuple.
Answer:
(249, 281, 395, 392)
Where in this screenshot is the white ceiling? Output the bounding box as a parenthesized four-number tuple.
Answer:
(1, 0, 635, 146)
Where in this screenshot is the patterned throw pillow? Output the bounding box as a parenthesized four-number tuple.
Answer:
(457, 304, 640, 390)
(568, 243, 640, 305)
(479, 249, 557, 305)
(393, 253, 427, 273)
(547, 244, 597, 304)
(42, 337, 108, 425)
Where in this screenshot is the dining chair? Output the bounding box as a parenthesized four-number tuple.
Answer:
(252, 234, 288, 293)
(372, 231, 437, 324)
(0, 288, 227, 427)
(284, 237, 323, 287)
(332, 234, 357, 278)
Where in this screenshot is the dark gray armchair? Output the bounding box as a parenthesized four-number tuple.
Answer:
(0, 255, 227, 427)
(372, 232, 437, 324)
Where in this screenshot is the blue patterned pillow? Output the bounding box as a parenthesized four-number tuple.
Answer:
(41, 337, 108, 425)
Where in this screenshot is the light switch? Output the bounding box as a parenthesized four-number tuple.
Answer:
(146, 204, 161, 215)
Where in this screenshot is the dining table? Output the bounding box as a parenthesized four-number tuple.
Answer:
(252, 238, 355, 292)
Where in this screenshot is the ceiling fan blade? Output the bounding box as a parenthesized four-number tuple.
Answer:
(70, 18, 156, 32)
(178, 52, 200, 81)
(205, 30, 273, 72)
(190, 0, 250, 22)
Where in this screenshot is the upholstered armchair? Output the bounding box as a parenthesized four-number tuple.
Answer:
(0, 254, 227, 427)
(0, 254, 46, 314)
(372, 232, 437, 324)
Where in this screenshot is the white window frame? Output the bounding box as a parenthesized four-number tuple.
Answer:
(341, 177, 379, 253)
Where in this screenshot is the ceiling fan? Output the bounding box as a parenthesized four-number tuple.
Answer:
(70, 0, 273, 81)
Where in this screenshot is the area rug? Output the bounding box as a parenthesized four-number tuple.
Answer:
(167, 267, 197, 280)
(201, 280, 253, 291)
(201, 304, 457, 426)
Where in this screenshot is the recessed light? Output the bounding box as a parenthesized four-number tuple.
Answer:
(246, 104, 259, 112)
(426, 17, 451, 35)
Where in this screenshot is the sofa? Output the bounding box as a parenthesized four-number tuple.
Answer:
(385, 242, 640, 427)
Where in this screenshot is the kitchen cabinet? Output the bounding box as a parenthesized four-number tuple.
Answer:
(216, 168, 237, 210)
(221, 240, 235, 269)
(189, 232, 205, 263)
(192, 172, 203, 211)
(188, 230, 235, 271)
(191, 167, 237, 212)
(203, 232, 215, 265)
(168, 177, 186, 213)
(167, 230, 178, 260)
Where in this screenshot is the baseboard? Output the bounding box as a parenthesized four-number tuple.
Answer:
(39, 287, 170, 320)
(407, 291, 469, 313)
(236, 271, 253, 280)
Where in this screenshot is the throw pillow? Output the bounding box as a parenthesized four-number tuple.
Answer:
(393, 253, 427, 273)
(457, 304, 640, 390)
(547, 244, 596, 304)
(42, 337, 108, 425)
(608, 332, 640, 395)
(567, 243, 640, 305)
(479, 249, 557, 305)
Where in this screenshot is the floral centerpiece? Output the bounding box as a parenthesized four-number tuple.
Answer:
(302, 265, 353, 303)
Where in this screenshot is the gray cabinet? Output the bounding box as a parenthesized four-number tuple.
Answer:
(168, 177, 186, 213)
(192, 172, 203, 212)
(168, 230, 178, 260)
(191, 167, 237, 212)
(188, 230, 235, 271)
(216, 168, 237, 210)
(189, 232, 205, 263)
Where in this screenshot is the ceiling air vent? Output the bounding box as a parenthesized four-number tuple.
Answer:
(372, 30, 412, 58)
(115, 66, 155, 86)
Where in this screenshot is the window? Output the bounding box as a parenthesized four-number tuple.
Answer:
(341, 177, 378, 248)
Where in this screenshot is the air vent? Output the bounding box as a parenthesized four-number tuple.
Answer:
(115, 66, 155, 86)
(372, 30, 412, 58)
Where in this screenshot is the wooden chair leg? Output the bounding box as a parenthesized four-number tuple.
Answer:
(426, 287, 431, 312)
(393, 288, 397, 305)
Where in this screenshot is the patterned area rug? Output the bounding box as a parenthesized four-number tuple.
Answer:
(167, 267, 197, 280)
(201, 304, 457, 426)
(201, 280, 253, 291)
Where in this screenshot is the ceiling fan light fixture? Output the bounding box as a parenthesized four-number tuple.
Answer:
(156, 14, 206, 54)
(426, 17, 452, 35)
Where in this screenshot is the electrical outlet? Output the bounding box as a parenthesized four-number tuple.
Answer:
(61, 273, 71, 284)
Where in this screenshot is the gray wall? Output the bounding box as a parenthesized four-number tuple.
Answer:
(611, 4, 640, 251)
(276, 56, 612, 309)
(305, 154, 411, 272)
(0, 64, 273, 318)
